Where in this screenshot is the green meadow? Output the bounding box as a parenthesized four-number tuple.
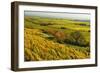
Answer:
(24, 16, 90, 61)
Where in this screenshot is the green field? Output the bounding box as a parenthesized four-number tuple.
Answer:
(24, 16, 90, 61)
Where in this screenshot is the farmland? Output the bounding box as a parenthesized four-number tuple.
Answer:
(24, 16, 90, 61)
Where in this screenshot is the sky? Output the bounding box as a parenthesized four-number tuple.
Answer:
(24, 11, 90, 21)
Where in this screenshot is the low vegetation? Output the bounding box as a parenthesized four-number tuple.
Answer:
(24, 16, 90, 61)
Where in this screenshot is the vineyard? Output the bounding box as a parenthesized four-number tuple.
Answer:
(24, 16, 90, 61)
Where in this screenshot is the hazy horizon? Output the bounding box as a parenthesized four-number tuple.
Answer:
(24, 11, 90, 21)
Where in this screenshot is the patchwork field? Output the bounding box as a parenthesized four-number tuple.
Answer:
(24, 16, 90, 61)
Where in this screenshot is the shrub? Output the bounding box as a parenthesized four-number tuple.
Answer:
(42, 29, 66, 43)
(60, 27, 66, 29)
(46, 29, 56, 35)
(40, 22, 53, 26)
(79, 23, 87, 26)
(64, 31, 89, 47)
(88, 30, 90, 32)
(47, 31, 66, 43)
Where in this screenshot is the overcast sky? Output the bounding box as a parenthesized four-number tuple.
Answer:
(24, 11, 90, 21)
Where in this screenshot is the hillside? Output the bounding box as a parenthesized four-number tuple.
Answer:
(24, 16, 90, 61)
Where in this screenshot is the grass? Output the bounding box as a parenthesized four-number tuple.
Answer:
(24, 16, 90, 61)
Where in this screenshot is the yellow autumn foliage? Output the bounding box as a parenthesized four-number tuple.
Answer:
(24, 28, 90, 61)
